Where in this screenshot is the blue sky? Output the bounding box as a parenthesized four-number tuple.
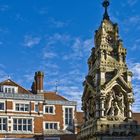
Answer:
(0, 0, 140, 111)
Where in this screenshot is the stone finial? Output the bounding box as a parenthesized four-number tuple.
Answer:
(102, 0, 110, 20)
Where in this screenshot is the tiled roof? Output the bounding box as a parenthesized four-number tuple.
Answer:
(43, 92, 68, 101)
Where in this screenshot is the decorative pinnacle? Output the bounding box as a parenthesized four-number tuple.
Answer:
(102, 0, 110, 20)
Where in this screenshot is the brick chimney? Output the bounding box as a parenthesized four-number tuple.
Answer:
(32, 71, 44, 94)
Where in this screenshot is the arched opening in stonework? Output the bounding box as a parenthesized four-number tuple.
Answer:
(112, 85, 127, 117)
(103, 50, 107, 60)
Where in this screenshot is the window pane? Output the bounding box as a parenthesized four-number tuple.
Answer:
(13, 119, 17, 124)
(18, 125, 22, 130)
(8, 88, 11, 93)
(46, 123, 49, 129)
(18, 119, 22, 124)
(65, 108, 68, 113)
(45, 107, 48, 113)
(3, 124, 7, 130)
(20, 104, 24, 111)
(28, 119, 32, 124)
(23, 125, 27, 131)
(54, 123, 57, 129)
(25, 104, 29, 111)
(5, 88, 7, 93)
(23, 119, 26, 124)
(35, 106, 37, 112)
(0, 103, 4, 110)
(65, 119, 68, 125)
(69, 108, 72, 113)
(50, 107, 53, 113)
(16, 104, 19, 111)
(28, 125, 32, 131)
(12, 88, 15, 93)
(13, 125, 17, 130)
(3, 118, 6, 123)
(50, 123, 53, 129)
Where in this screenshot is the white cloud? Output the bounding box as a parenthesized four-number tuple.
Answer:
(39, 8, 48, 15)
(46, 33, 70, 47)
(129, 62, 140, 80)
(43, 52, 57, 59)
(128, 16, 140, 25)
(58, 85, 83, 111)
(132, 84, 140, 112)
(23, 35, 41, 48)
(40, 33, 93, 111)
(131, 39, 140, 50)
(0, 5, 9, 12)
(127, 61, 140, 112)
(63, 37, 93, 60)
(49, 18, 68, 28)
(23, 74, 34, 82)
(127, 0, 138, 6)
(0, 69, 9, 82)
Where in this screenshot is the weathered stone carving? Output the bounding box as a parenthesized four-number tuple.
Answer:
(77, 0, 140, 140)
(105, 90, 125, 118)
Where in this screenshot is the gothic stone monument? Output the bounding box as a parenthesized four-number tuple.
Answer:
(77, 0, 140, 140)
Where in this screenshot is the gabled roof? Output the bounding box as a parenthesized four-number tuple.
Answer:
(43, 92, 68, 101)
(0, 79, 31, 94)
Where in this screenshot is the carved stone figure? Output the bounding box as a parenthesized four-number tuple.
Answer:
(115, 92, 125, 114)
(114, 101, 121, 116)
(88, 97, 95, 118)
(105, 91, 114, 115)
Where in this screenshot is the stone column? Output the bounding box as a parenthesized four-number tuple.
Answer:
(100, 96, 105, 118)
(100, 68, 106, 85)
(95, 101, 99, 118)
(128, 101, 132, 118)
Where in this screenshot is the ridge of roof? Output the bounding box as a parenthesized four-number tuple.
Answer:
(43, 91, 68, 101)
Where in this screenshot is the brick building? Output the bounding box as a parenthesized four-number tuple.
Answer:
(0, 71, 81, 140)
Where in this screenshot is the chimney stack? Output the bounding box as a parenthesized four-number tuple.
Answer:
(32, 71, 44, 94)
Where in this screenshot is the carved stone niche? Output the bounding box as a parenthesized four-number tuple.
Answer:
(105, 85, 127, 120)
(86, 75, 94, 85)
(88, 96, 96, 119)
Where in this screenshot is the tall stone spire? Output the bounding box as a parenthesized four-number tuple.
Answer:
(102, 0, 110, 20)
(77, 0, 140, 140)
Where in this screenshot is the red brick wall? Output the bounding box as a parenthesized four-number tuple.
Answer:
(34, 117, 43, 133)
(43, 105, 64, 129)
(7, 101, 13, 110)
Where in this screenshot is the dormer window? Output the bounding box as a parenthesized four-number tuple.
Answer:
(0, 85, 18, 93)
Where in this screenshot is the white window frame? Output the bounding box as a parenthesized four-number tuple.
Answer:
(1, 85, 18, 93)
(34, 103, 39, 112)
(13, 101, 30, 112)
(12, 117, 33, 133)
(44, 105, 55, 115)
(43, 121, 60, 130)
(44, 137, 60, 140)
(15, 103, 30, 112)
(62, 106, 75, 130)
(0, 117, 8, 132)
